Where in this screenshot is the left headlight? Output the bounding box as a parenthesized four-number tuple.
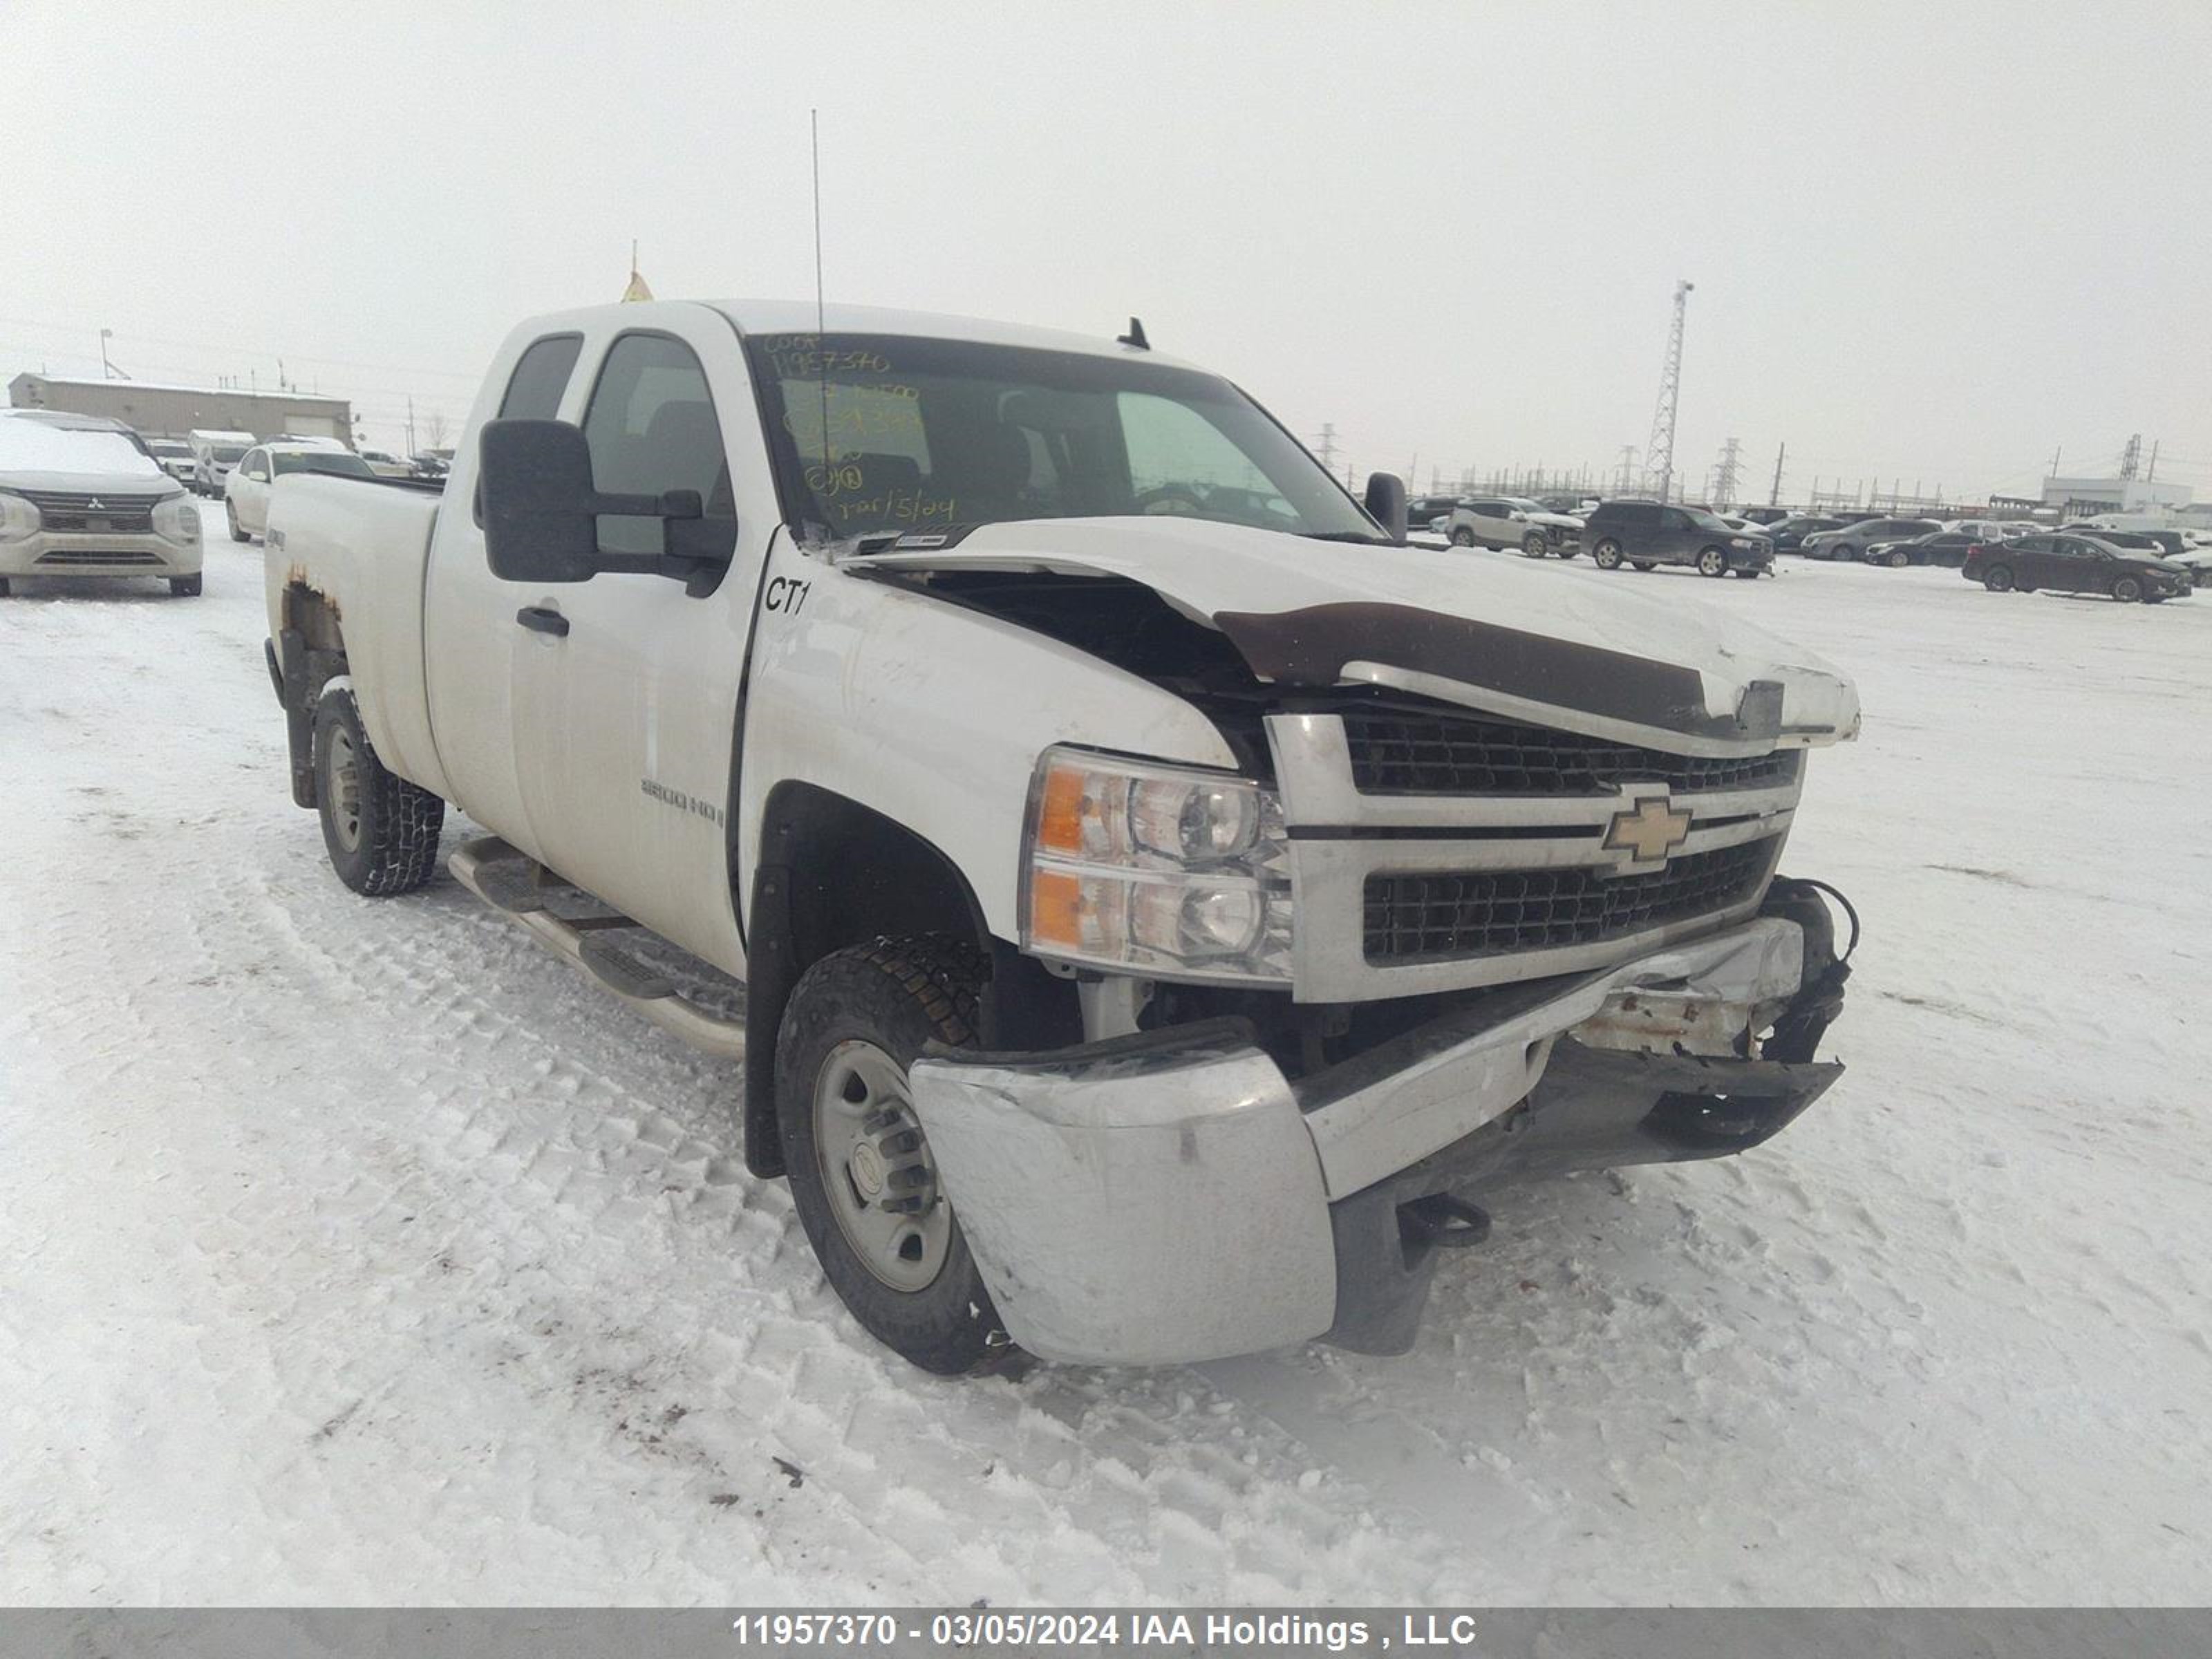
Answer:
(0, 489, 38, 542)
(1022, 747, 1293, 984)
(153, 494, 200, 543)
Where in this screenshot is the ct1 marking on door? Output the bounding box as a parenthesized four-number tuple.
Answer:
(765, 576, 812, 615)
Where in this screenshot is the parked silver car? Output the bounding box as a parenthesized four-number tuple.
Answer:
(0, 411, 203, 596)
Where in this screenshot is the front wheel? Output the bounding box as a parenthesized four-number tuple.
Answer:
(776, 937, 1009, 1375)
(227, 502, 249, 543)
(1983, 564, 2014, 592)
(1450, 526, 1477, 547)
(1521, 532, 1548, 558)
(169, 573, 203, 597)
(2110, 574, 2144, 603)
(1696, 547, 1729, 578)
(312, 684, 445, 895)
(1591, 539, 1624, 570)
(1884, 549, 1909, 568)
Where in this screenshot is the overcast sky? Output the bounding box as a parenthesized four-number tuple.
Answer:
(8, 1, 2209, 500)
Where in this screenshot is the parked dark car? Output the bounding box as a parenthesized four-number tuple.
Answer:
(2066, 528, 2171, 558)
(1962, 534, 2191, 603)
(1407, 494, 1465, 532)
(1762, 514, 1848, 554)
(1582, 500, 1774, 577)
(1800, 516, 1944, 561)
(1870, 529, 1982, 568)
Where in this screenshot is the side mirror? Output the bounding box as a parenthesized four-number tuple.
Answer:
(1364, 471, 1409, 543)
(479, 418, 729, 585)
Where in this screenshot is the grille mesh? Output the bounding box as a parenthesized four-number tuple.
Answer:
(1343, 711, 1799, 798)
(1363, 837, 1779, 964)
(17, 489, 164, 534)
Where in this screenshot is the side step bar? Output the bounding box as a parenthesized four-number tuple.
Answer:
(447, 835, 746, 1061)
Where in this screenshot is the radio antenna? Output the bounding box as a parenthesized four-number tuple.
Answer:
(810, 109, 833, 491)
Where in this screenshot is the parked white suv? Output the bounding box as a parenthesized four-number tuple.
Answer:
(224, 443, 377, 541)
(0, 410, 203, 596)
(1443, 496, 1584, 558)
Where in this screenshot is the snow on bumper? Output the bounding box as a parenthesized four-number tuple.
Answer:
(910, 914, 1842, 1365)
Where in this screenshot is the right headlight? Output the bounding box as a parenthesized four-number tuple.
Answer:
(1021, 747, 1293, 984)
(0, 489, 39, 543)
(152, 493, 200, 543)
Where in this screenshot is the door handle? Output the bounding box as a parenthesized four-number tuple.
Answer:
(516, 606, 570, 637)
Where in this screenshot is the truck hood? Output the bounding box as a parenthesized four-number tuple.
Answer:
(846, 517, 1860, 757)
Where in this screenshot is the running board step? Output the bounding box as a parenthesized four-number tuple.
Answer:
(447, 835, 745, 1061)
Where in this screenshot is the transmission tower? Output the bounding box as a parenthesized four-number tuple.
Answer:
(1768, 440, 1787, 507)
(1314, 422, 1338, 474)
(1613, 444, 1640, 495)
(1644, 279, 1694, 503)
(2119, 433, 2141, 480)
(1709, 436, 1743, 508)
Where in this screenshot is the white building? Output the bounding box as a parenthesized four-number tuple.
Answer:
(2040, 474, 2195, 516)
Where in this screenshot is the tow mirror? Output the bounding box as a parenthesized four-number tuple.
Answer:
(479, 418, 731, 585)
(1364, 471, 1409, 543)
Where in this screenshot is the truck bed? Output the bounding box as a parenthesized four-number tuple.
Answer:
(263, 472, 451, 799)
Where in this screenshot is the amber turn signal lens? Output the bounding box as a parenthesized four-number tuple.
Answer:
(1034, 765, 1088, 855)
(1028, 868, 1085, 948)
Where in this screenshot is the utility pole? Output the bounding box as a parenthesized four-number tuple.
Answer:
(2147, 440, 2159, 482)
(406, 396, 417, 457)
(1613, 444, 1640, 495)
(2119, 433, 2142, 480)
(1768, 440, 1786, 507)
(2048, 445, 2061, 481)
(1314, 422, 1338, 474)
(1644, 279, 1694, 503)
(99, 328, 115, 380)
(1710, 436, 1743, 508)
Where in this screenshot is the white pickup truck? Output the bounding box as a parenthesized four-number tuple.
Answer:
(262, 299, 1862, 1374)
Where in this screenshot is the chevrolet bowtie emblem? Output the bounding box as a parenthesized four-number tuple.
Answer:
(1605, 795, 1692, 863)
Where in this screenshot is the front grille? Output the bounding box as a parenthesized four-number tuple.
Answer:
(36, 549, 165, 567)
(17, 489, 163, 534)
(1342, 711, 1801, 798)
(1362, 836, 1779, 964)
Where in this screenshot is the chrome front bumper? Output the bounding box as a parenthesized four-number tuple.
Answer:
(910, 912, 1840, 1365)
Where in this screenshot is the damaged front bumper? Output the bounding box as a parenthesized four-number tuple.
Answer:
(908, 888, 1848, 1366)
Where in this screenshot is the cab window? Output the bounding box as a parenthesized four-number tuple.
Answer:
(581, 332, 734, 559)
(499, 333, 585, 420)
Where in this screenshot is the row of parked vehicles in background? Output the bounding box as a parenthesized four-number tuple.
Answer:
(1412, 492, 2210, 599)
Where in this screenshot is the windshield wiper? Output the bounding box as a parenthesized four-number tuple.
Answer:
(1301, 530, 1391, 545)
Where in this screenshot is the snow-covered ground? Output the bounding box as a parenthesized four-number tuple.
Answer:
(2, 545, 2206, 1605)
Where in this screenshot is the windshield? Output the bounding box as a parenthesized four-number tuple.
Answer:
(743, 331, 1383, 543)
(149, 442, 189, 458)
(0, 420, 167, 478)
(272, 451, 374, 478)
(212, 444, 248, 463)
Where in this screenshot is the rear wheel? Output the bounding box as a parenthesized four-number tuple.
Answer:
(1983, 564, 2014, 592)
(776, 937, 1009, 1376)
(1592, 539, 1624, 570)
(1521, 532, 1548, 558)
(2111, 574, 2144, 603)
(312, 685, 445, 895)
(1451, 526, 1477, 547)
(226, 502, 248, 543)
(1696, 547, 1729, 578)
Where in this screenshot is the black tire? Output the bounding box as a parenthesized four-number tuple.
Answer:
(1631, 560, 1657, 572)
(1592, 539, 1624, 570)
(0, 577, 10, 597)
(1521, 532, 1548, 558)
(1884, 549, 1909, 568)
(1696, 547, 1729, 578)
(311, 685, 444, 895)
(1834, 543, 1859, 563)
(1983, 564, 2014, 593)
(2110, 575, 2143, 603)
(1450, 526, 1477, 547)
(227, 502, 249, 543)
(170, 573, 203, 597)
(776, 936, 1009, 1376)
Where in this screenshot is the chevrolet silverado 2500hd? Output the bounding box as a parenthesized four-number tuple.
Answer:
(262, 300, 1862, 1374)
